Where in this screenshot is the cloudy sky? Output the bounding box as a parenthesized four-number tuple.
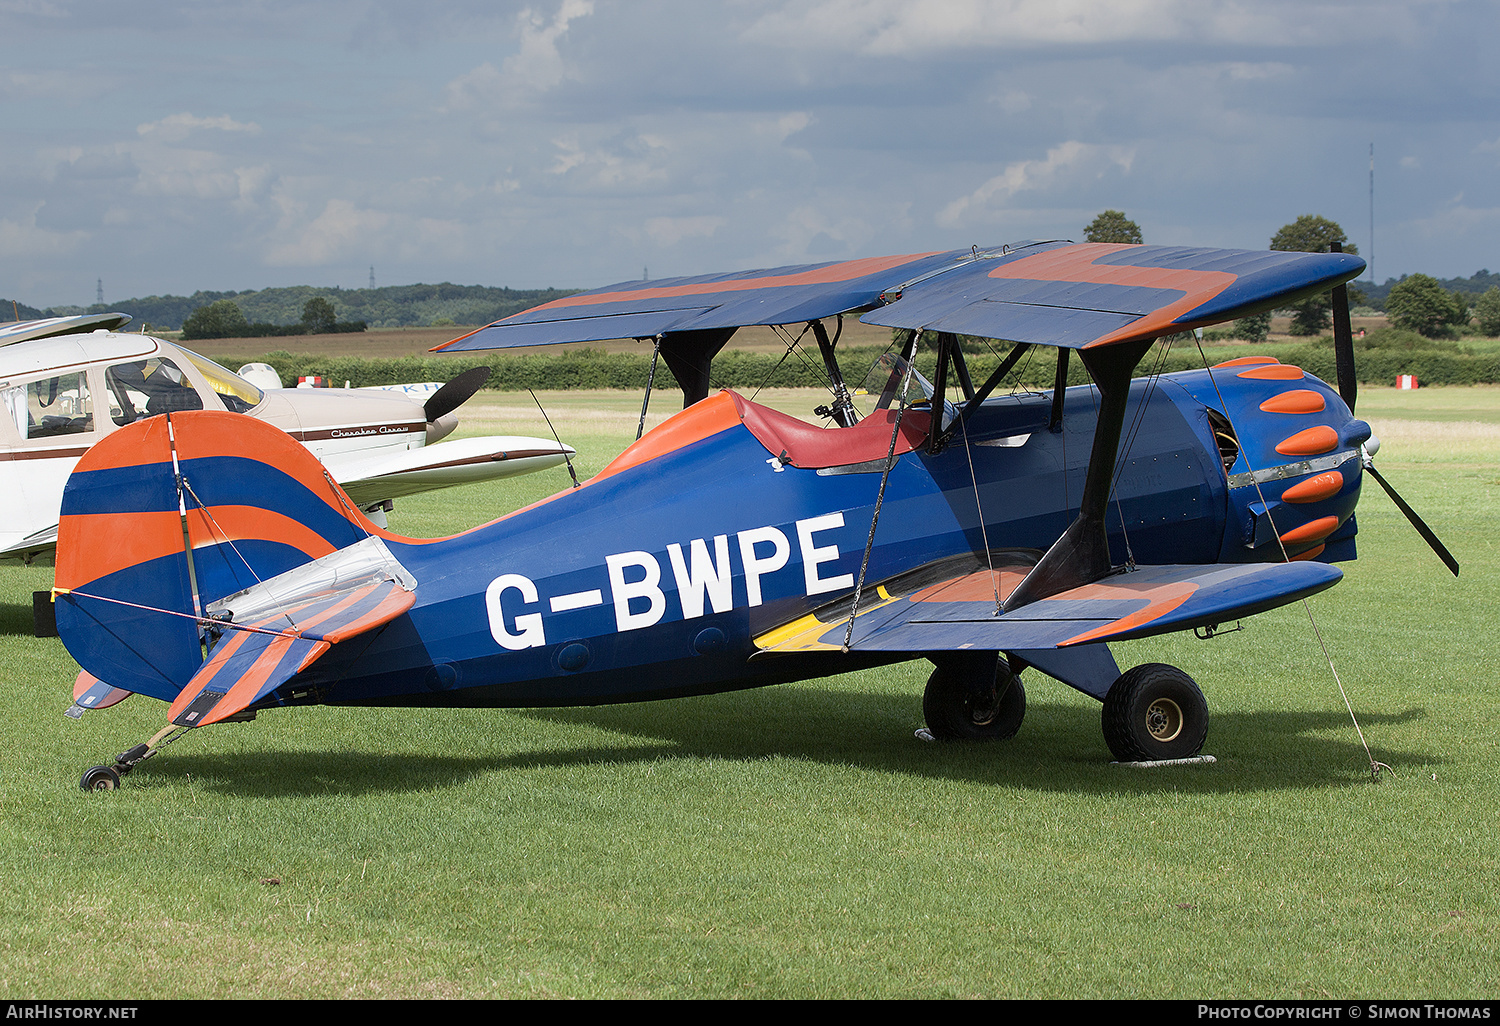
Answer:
(4, 0, 1497, 307)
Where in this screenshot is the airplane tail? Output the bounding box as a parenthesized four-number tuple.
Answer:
(55, 411, 380, 703)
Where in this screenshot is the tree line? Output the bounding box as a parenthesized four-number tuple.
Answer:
(22, 282, 580, 332)
(180, 297, 368, 340)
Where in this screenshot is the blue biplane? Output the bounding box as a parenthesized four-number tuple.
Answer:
(52, 240, 1455, 789)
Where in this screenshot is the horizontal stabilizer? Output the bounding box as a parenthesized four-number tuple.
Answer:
(439, 242, 1364, 353)
(756, 559, 1341, 655)
(169, 545, 416, 727)
(64, 670, 134, 718)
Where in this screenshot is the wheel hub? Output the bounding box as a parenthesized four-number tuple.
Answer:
(1145, 697, 1184, 742)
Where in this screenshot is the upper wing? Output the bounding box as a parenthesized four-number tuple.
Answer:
(436, 241, 1364, 353)
(433, 249, 960, 350)
(756, 558, 1342, 656)
(327, 435, 575, 506)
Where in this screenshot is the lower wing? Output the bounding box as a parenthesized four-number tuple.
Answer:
(756, 558, 1341, 655)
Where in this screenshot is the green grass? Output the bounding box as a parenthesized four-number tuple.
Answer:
(1, 388, 1497, 998)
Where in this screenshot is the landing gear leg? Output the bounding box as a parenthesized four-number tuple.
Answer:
(923, 652, 1026, 741)
(78, 724, 191, 792)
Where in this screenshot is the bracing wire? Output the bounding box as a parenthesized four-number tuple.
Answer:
(747, 323, 820, 404)
(1189, 332, 1388, 780)
(842, 345, 919, 651)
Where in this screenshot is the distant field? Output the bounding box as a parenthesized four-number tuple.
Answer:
(1, 384, 1494, 999)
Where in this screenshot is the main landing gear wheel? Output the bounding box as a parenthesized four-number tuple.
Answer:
(923, 656, 1025, 741)
(1101, 663, 1208, 762)
(80, 765, 121, 792)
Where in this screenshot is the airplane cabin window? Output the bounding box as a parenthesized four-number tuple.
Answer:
(10, 373, 94, 439)
(105, 358, 204, 425)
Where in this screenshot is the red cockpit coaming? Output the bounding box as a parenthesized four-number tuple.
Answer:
(728, 393, 931, 468)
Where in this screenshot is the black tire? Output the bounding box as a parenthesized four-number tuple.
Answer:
(923, 657, 1025, 741)
(80, 766, 121, 792)
(1101, 663, 1208, 762)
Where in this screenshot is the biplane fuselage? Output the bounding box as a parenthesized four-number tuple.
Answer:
(60, 240, 1422, 784)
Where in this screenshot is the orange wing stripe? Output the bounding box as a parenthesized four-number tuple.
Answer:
(985, 244, 1238, 348)
(493, 252, 944, 318)
(1213, 356, 1280, 369)
(1058, 580, 1199, 646)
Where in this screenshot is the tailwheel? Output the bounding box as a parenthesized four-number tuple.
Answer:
(923, 654, 1025, 741)
(1101, 663, 1208, 762)
(80, 765, 121, 792)
(75, 725, 192, 792)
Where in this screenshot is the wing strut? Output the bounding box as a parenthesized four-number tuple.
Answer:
(1004, 337, 1157, 610)
(810, 318, 857, 427)
(1048, 348, 1070, 432)
(636, 335, 663, 440)
(658, 327, 737, 408)
(943, 340, 1032, 443)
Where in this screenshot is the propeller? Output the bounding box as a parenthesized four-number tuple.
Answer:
(1329, 243, 1459, 576)
(424, 365, 492, 423)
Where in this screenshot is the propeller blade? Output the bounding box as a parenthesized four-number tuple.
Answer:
(423, 366, 492, 423)
(1330, 241, 1357, 412)
(1364, 461, 1460, 576)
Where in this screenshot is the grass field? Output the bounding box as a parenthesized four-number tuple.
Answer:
(1, 385, 1496, 999)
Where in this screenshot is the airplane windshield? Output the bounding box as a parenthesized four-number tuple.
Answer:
(106, 358, 204, 425)
(176, 348, 264, 413)
(854, 352, 957, 430)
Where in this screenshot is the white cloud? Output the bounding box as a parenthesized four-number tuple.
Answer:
(136, 113, 261, 143)
(768, 204, 880, 261)
(544, 133, 671, 190)
(442, 0, 594, 111)
(509, 0, 594, 92)
(641, 216, 726, 247)
(0, 205, 87, 259)
(739, 0, 1369, 55)
(938, 141, 1136, 227)
(265, 198, 390, 266)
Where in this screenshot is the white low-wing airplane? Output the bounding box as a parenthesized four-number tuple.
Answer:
(0, 316, 574, 561)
